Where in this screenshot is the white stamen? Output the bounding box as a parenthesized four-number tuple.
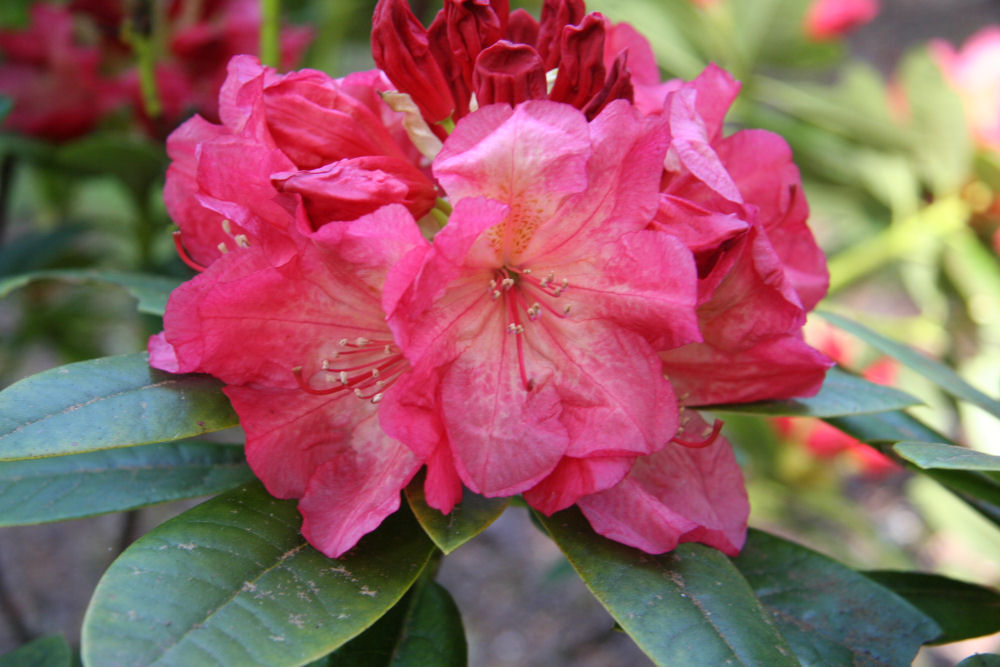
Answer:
(501, 278, 515, 291)
(339, 371, 349, 385)
(235, 234, 250, 248)
(527, 303, 541, 320)
(353, 388, 363, 398)
(371, 393, 384, 404)
(355, 337, 370, 346)
(492, 290, 501, 300)
(217, 242, 229, 254)
(338, 338, 349, 346)
(321, 360, 330, 370)
(371, 368, 380, 378)
(222, 219, 232, 235)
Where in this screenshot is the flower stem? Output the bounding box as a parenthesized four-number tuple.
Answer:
(260, 0, 280, 68)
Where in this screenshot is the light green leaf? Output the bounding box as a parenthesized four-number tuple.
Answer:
(734, 530, 940, 665)
(0, 636, 71, 667)
(0, 270, 180, 316)
(325, 579, 466, 667)
(821, 310, 1000, 421)
(535, 508, 797, 667)
(704, 365, 919, 417)
(0, 441, 254, 526)
(894, 442, 1000, 475)
(81, 482, 436, 667)
(406, 471, 509, 554)
(0, 353, 238, 461)
(864, 571, 1000, 645)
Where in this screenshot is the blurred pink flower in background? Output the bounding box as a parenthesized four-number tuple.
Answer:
(932, 27, 1000, 154)
(0, 3, 125, 141)
(804, 0, 879, 41)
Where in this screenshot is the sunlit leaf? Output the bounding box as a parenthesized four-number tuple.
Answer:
(820, 311, 1000, 422)
(0, 353, 238, 461)
(704, 365, 919, 417)
(0, 269, 180, 316)
(734, 530, 940, 665)
(535, 508, 797, 667)
(0, 636, 71, 667)
(325, 579, 466, 667)
(0, 441, 253, 526)
(864, 571, 1000, 644)
(81, 482, 436, 667)
(894, 442, 1000, 476)
(406, 471, 510, 554)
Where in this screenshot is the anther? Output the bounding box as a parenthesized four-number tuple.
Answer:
(501, 278, 515, 290)
(338, 338, 349, 346)
(563, 305, 572, 315)
(489, 279, 497, 289)
(355, 337, 370, 346)
(353, 388, 363, 398)
(339, 371, 349, 385)
(527, 303, 542, 320)
(222, 219, 232, 235)
(507, 323, 524, 334)
(217, 242, 229, 254)
(371, 368, 380, 378)
(321, 360, 330, 370)
(234, 234, 250, 248)
(371, 393, 384, 404)
(492, 290, 501, 300)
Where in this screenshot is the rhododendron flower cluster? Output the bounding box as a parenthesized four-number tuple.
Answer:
(151, 0, 830, 559)
(804, 0, 879, 42)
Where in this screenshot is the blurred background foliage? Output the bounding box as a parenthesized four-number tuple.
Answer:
(1, 0, 999, 664)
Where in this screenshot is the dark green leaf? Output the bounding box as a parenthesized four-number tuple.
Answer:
(406, 471, 510, 554)
(0, 97, 12, 124)
(0, 226, 89, 277)
(325, 580, 466, 667)
(0, 353, 238, 461)
(0, 636, 71, 667)
(535, 508, 797, 667)
(734, 530, 940, 666)
(704, 365, 920, 417)
(958, 655, 1000, 666)
(81, 482, 436, 667)
(52, 134, 167, 196)
(0, 441, 254, 526)
(0, 270, 180, 316)
(820, 311, 1000, 422)
(894, 442, 1000, 474)
(864, 571, 1000, 644)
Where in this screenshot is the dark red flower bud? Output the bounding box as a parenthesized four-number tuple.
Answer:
(443, 0, 508, 98)
(548, 13, 606, 109)
(536, 0, 585, 70)
(506, 8, 539, 46)
(427, 9, 472, 122)
(582, 50, 634, 120)
(473, 40, 547, 107)
(371, 0, 455, 123)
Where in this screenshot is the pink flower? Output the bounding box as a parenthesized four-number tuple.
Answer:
(381, 98, 750, 554)
(932, 27, 1000, 154)
(164, 56, 436, 270)
(0, 3, 124, 140)
(652, 65, 832, 405)
(804, 0, 879, 41)
(151, 205, 429, 557)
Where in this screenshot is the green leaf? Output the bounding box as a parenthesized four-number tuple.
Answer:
(81, 482, 436, 667)
(0, 441, 254, 526)
(820, 311, 1000, 422)
(0, 636, 71, 667)
(0, 97, 12, 124)
(405, 471, 510, 554)
(733, 530, 940, 666)
(863, 571, 1000, 644)
(535, 508, 797, 667)
(325, 580, 466, 667)
(0, 270, 181, 316)
(825, 411, 1000, 525)
(0, 353, 238, 461)
(959, 655, 1000, 667)
(704, 365, 920, 417)
(894, 442, 1000, 474)
(52, 134, 167, 196)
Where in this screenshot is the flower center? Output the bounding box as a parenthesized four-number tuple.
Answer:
(487, 265, 572, 391)
(293, 337, 406, 405)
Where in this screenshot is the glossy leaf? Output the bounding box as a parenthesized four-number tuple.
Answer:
(864, 571, 1000, 644)
(81, 482, 436, 667)
(0, 441, 254, 526)
(0, 269, 180, 316)
(705, 365, 919, 417)
(325, 579, 466, 667)
(406, 471, 510, 554)
(0, 353, 238, 461)
(0, 636, 71, 667)
(894, 442, 1000, 475)
(733, 530, 940, 666)
(820, 311, 1000, 422)
(535, 508, 797, 667)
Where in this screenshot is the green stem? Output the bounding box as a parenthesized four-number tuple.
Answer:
(826, 196, 969, 294)
(260, 0, 280, 68)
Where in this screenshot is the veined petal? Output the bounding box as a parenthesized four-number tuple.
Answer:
(577, 411, 748, 556)
(524, 455, 633, 515)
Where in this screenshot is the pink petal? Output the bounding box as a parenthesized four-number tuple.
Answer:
(577, 411, 749, 556)
(524, 455, 633, 515)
